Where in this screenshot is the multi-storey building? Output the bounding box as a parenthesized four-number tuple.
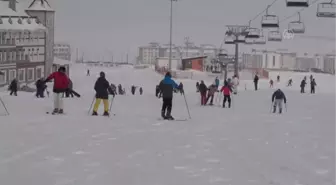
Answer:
(0, 0, 55, 86)
(54, 42, 71, 61)
(323, 54, 335, 74)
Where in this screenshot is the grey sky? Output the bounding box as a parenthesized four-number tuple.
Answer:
(22, 0, 336, 61)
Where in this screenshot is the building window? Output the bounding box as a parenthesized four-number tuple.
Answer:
(8, 69, 16, 82)
(273, 56, 276, 67)
(0, 70, 6, 84)
(27, 68, 34, 81)
(18, 68, 25, 82)
(36, 67, 42, 79)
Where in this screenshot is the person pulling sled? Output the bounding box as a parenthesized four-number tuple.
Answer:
(158, 72, 180, 120)
(92, 72, 113, 116)
(271, 89, 287, 114)
(44, 66, 69, 114)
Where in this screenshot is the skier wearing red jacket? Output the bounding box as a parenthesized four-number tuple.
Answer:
(44, 66, 69, 114)
(220, 81, 232, 108)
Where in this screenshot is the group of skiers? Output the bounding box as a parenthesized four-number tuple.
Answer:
(131, 85, 143, 95)
(267, 74, 317, 94)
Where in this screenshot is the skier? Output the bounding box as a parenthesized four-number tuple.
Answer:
(310, 74, 313, 82)
(220, 81, 232, 108)
(139, 87, 143, 95)
(44, 66, 69, 114)
(92, 71, 113, 116)
(300, 77, 307, 93)
(269, 79, 274, 88)
(272, 89, 287, 114)
(287, 79, 293, 86)
(110, 83, 117, 97)
(35, 78, 47, 98)
(8, 78, 18, 96)
(87, 69, 90, 76)
(179, 82, 184, 95)
(196, 82, 200, 92)
(206, 83, 217, 105)
(277, 75, 280, 82)
(158, 72, 180, 120)
(199, 80, 207, 106)
(118, 84, 123, 95)
(131, 85, 136, 95)
(310, 78, 317, 94)
(253, 74, 259, 91)
(214, 77, 220, 88)
(232, 75, 239, 94)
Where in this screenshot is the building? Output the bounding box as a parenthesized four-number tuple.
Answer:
(295, 54, 316, 71)
(137, 42, 164, 65)
(323, 55, 335, 74)
(0, 0, 54, 86)
(54, 42, 71, 61)
(181, 56, 207, 71)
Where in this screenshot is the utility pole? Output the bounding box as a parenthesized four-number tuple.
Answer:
(225, 25, 249, 78)
(184, 36, 190, 57)
(168, 0, 178, 70)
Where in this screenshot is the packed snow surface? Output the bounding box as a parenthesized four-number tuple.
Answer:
(0, 65, 334, 185)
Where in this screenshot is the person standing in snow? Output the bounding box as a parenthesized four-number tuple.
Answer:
(139, 87, 143, 95)
(277, 75, 280, 82)
(199, 80, 208, 106)
(178, 82, 184, 95)
(272, 89, 287, 114)
(287, 79, 293, 86)
(158, 72, 180, 120)
(300, 77, 307, 93)
(131, 85, 136, 95)
(87, 69, 90, 76)
(232, 75, 239, 94)
(35, 78, 47, 98)
(206, 83, 217, 105)
(220, 81, 232, 108)
(269, 79, 274, 88)
(92, 72, 113, 116)
(310, 78, 317, 94)
(8, 78, 18, 96)
(44, 66, 69, 114)
(214, 77, 220, 88)
(253, 74, 259, 91)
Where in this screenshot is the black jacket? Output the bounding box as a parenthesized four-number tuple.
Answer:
(272, 89, 287, 103)
(158, 76, 179, 99)
(199, 83, 207, 94)
(254, 75, 259, 83)
(94, 77, 112, 99)
(9, 80, 18, 91)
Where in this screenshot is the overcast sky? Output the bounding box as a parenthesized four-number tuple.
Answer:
(22, 0, 336, 61)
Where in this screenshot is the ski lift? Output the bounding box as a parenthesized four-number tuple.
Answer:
(235, 35, 246, 43)
(288, 12, 305, 33)
(286, 0, 309, 7)
(244, 38, 254, 44)
(254, 30, 266, 44)
(261, 5, 279, 28)
(317, 0, 336, 18)
(246, 21, 260, 38)
(268, 29, 282, 41)
(224, 36, 235, 44)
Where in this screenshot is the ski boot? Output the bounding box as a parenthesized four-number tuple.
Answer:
(52, 108, 59, 115)
(103, 111, 109, 116)
(272, 106, 277, 113)
(92, 111, 98, 116)
(161, 110, 166, 119)
(165, 111, 174, 120)
(58, 109, 64, 114)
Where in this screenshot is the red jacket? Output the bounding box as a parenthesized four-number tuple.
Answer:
(221, 85, 232, 96)
(46, 72, 69, 93)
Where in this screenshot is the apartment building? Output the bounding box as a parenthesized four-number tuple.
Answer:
(54, 43, 71, 61)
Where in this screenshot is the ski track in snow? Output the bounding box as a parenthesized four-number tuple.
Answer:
(0, 64, 335, 185)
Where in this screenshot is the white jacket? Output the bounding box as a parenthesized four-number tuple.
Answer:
(232, 77, 239, 86)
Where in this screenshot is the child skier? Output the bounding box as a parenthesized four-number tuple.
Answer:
(221, 81, 232, 108)
(199, 80, 207, 106)
(139, 87, 143, 95)
(44, 66, 69, 114)
(206, 83, 217, 105)
(269, 79, 274, 88)
(272, 89, 287, 114)
(92, 72, 113, 116)
(158, 72, 180, 120)
(8, 79, 18, 96)
(310, 78, 317, 94)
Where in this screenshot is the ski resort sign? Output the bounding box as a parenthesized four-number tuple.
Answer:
(283, 29, 295, 40)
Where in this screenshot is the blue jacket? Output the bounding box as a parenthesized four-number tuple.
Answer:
(215, 79, 219, 86)
(159, 76, 179, 98)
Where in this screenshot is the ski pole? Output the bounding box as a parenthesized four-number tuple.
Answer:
(88, 96, 95, 115)
(109, 96, 114, 114)
(270, 102, 273, 113)
(0, 97, 9, 115)
(182, 93, 191, 119)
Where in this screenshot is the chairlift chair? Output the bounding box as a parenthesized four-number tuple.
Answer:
(268, 30, 282, 41)
(317, 0, 336, 18)
(244, 38, 254, 45)
(261, 15, 279, 28)
(245, 28, 261, 38)
(286, 0, 309, 7)
(235, 35, 246, 43)
(224, 36, 235, 44)
(254, 31, 266, 44)
(288, 12, 305, 33)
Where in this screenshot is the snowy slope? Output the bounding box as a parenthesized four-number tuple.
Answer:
(0, 64, 334, 185)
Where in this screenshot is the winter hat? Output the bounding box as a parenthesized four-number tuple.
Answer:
(100, 71, 105, 77)
(58, 66, 66, 72)
(165, 72, 171, 77)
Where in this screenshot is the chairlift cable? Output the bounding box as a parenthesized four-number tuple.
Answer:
(280, 0, 323, 23)
(249, 0, 280, 23)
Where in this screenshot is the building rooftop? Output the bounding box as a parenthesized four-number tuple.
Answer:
(27, 0, 53, 11)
